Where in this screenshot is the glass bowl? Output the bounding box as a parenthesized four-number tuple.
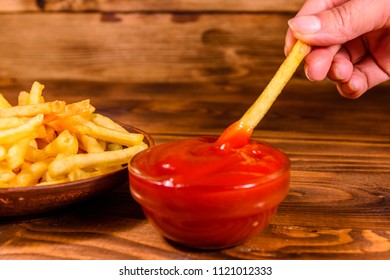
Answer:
(128, 136, 290, 249)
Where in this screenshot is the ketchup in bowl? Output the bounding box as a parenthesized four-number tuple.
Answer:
(128, 129, 290, 249)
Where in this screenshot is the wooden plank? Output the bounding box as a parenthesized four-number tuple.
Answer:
(0, 13, 291, 84)
(0, 0, 304, 13)
(1, 219, 389, 259)
(0, 79, 389, 260)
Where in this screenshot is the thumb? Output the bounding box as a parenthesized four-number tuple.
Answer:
(288, 0, 390, 46)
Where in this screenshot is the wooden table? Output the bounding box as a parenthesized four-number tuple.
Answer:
(0, 0, 389, 260)
(0, 79, 389, 260)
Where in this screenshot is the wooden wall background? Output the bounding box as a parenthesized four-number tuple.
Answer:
(0, 0, 305, 85)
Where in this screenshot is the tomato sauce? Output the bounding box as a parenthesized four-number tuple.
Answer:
(131, 136, 287, 187)
(129, 126, 290, 249)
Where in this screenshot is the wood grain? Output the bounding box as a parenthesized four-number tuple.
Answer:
(0, 0, 304, 12)
(0, 13, 291, 84)
(0, 79, 389, 260)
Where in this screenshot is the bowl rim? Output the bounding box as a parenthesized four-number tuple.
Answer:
(0, 167, 127, 193)
(128, 136, 290, 190)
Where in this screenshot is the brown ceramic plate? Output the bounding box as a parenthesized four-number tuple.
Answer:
(0, 124, 154, 217)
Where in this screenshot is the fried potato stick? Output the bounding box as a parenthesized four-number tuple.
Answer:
(6, 137, 32, 170)
(0, 101, 65, 117)
(43, 129, 78, 156)
(0, 114, 43, 145)
(50, 115, 144, 147)
(0, 117, 27, 129)
(29, 81, 45, 105)
(91, 113, 127, 132)
(0, 94, 12, 108)
(48, 143, 147, 177)
(11, 160, 49, 187)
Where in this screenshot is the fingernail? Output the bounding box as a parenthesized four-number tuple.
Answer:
(338, 82, 360, 99)
(304, 64, 314, 81)
(284, 42, 291, 56)
(288, 15, 321, 35)
(346, 76, 360, 93)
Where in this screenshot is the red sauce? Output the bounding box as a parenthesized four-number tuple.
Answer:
(131, 136, 287, 187)
(129, 130, 290, 249)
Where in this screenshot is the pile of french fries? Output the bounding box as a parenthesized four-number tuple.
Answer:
(0, 82, 148, 188)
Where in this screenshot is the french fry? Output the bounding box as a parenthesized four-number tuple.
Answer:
(35, 124, 48, 139)
(45, 114, 81, 132)
(74, 116, 143, 147)
(218, 40, 311, 145)
(10, 160, 49, 187)
(0, 117, 28, 129)
(43, 129, 78, 156)
(0, 163, 15, 183)
(0, 114, 43, 145)
(29, 81, 45, 105)
(95, 164, 123, 172)
(83, 123, 144, 147)
(67, 168, 102, 181)
(0, 100, 66, 118)
(77, 134, 105, 153)
(50, 115, 143, 147)
(64, 99, 95, 116)
(38, 125, 57, 145)
(0, 93, 12, 108)
(37, 178, 69, 186)
(106, 143, 123, 151)
(44, 99, 95, 123)
(6, 137, 32, 170)
(40, 156, 68, 184)
(0, 81, 150, 187)
(0, 146, 6, 161)
(29, 139, 38, 149)
(24, 145, 51, 162)
(48, 143, 147, 177)
(0, 171, 15, 184)
(91, 113, 128, 132)
(18, 91, 30, 106)
(98, 139, 107, 151)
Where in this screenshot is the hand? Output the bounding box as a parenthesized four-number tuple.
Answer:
(285, 0, 390, 98)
